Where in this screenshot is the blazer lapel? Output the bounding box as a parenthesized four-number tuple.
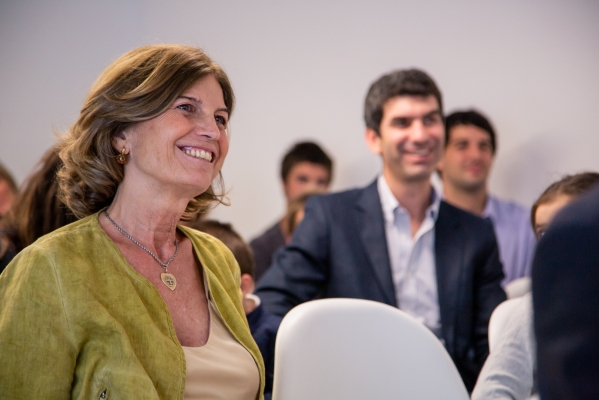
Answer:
(356, 181, 396, 306)
(435, 201, 463, 350)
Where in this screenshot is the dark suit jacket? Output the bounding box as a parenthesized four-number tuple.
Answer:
(532, 184, 599, 400)
(247, 304, 282, 400)
(256, 180, 506, 391)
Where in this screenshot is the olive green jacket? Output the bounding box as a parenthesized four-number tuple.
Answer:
(0, 213, 265, 399)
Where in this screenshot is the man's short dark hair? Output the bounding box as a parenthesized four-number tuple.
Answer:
(445, 110, 497, 154)
(280, 141, 333, 183)
(192, 220, 255, 277)
(364, 68, 443, 135)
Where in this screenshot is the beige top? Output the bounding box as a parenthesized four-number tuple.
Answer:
(183, 302, 260, 399)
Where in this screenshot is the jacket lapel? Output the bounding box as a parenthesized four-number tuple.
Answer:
(356, 181, 396, 306)
(435, 201, 463, 350)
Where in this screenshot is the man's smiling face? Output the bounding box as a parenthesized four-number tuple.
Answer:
(367, 95, 444, 185)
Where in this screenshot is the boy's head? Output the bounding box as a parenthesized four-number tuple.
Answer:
(192, 220, 256, 295)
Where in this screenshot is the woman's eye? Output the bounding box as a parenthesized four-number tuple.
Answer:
(176, 103, 194, 113)
(215, 115, 228, 128)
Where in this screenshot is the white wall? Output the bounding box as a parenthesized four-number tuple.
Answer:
(1, 0, 598, 239)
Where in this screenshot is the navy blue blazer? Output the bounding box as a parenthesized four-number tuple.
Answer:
(256, 180, 506, 391)
(246, 304, 282, 400)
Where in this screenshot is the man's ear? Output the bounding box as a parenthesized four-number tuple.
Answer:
(364, 128, 382, 156)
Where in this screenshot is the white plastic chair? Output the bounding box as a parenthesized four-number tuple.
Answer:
(272, 298, 469, 400)
(505, 276, 531, 299)
(488, 297, 525, 352)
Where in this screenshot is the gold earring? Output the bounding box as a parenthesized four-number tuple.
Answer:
(116, 147, 128, 165)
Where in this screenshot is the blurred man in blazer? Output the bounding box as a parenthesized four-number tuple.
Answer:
(256, 69, 506, 391)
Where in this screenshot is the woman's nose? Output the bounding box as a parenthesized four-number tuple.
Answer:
(194, 115, 221, 140)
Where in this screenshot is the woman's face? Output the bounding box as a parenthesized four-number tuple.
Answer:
(534, 193, 572, 238)
(117, 74, 230, 198)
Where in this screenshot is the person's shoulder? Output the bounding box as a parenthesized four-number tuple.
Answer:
(21, 213, 100, 256)
(0, 214, 101, 287)
(439, 200, 497, 243)
(309, 180, 376, 207)
(440, 200, 487, 224)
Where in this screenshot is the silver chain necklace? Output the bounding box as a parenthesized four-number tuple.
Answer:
(105, 210, 179, 291)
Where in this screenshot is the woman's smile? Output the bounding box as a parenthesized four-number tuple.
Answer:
(179, 146, 214, 162)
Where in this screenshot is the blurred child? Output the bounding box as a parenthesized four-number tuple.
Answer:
(472, 172, 599, 399)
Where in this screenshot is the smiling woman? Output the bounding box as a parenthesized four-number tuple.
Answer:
(59, 44, 233, 220)
(0, 45, 264, 400)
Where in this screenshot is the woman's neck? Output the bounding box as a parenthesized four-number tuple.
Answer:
(105, 180, 191, 253)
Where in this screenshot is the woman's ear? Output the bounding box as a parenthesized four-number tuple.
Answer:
(111, 130, 128, 152)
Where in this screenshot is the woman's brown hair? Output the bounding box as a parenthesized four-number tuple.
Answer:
(57, 44, 235, 220)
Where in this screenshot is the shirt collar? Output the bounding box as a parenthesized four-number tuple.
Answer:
(377, 175, 441, 224)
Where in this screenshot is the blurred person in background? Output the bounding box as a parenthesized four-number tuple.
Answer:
(0, 147, 77, 273)
(472, 172, 599, 400)
(437, 110, 536, 287)
(533, 173, 599, 400)
(250, 141, 333, 281)
(0, 161, 18, 219)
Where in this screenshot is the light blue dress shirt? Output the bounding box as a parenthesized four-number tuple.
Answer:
(377, 175, 442, 339)
(483, 195, 536, 287)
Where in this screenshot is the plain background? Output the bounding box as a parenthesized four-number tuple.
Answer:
(1, 0, 598, 240)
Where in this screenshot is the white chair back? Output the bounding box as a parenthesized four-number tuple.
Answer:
(272, 298, 469, 400)
(488, 297, 525, 352)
